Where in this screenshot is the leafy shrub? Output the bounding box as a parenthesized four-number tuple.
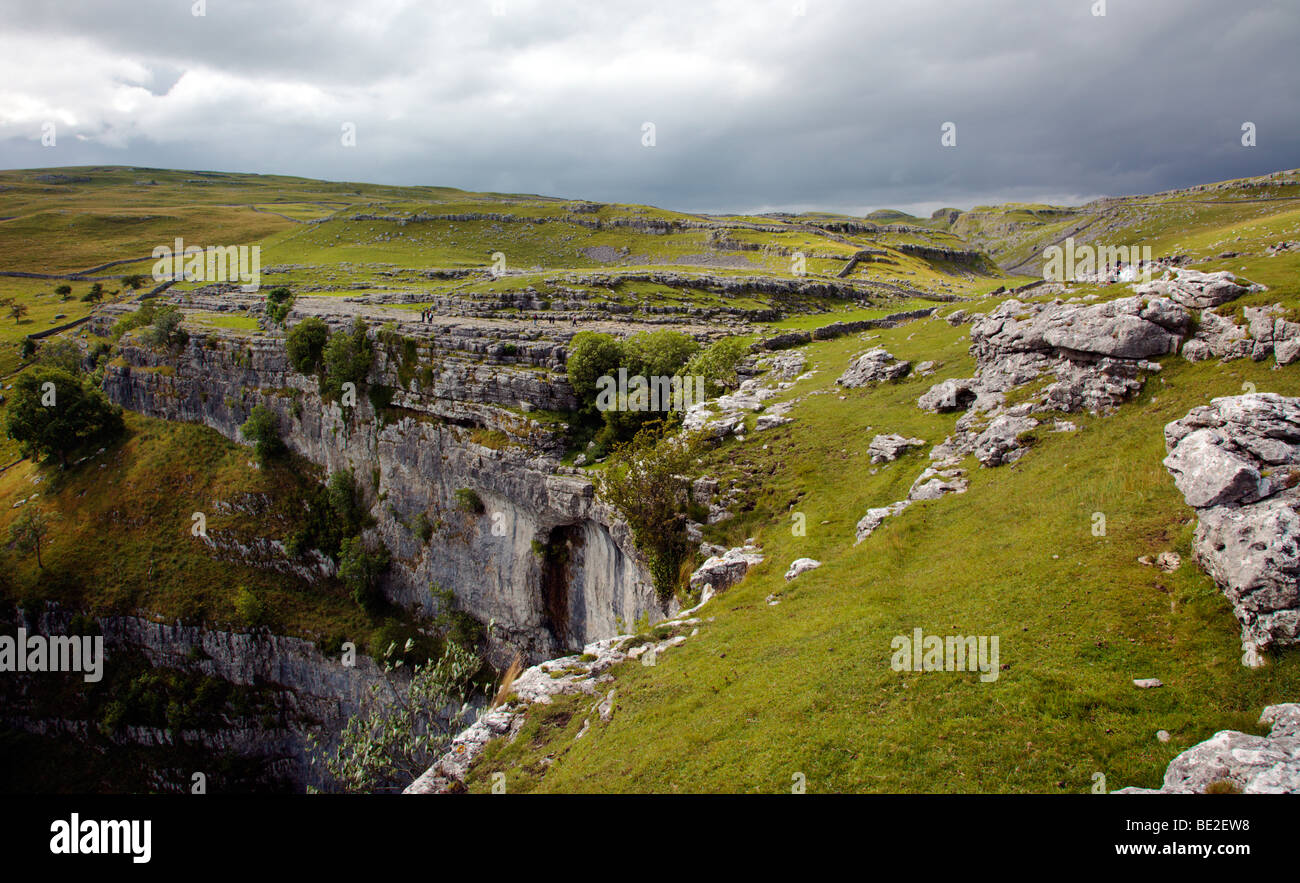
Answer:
(148, 304, 188, 349)
(454, 487, 485, 514)
(594, 422, 700, 602)
(339, 537, 390, 612)
(321, 320, 374, 401)
(240, 404, 284, 463)
(309, 640, 481, 792)
(4, 367, 124, 466)
(286, 317, 329, 374)
(264, 287, 295, 326)
(685, 335, 751, 395)
(233, 586, 267, 627)
(413, 512, 433, 543)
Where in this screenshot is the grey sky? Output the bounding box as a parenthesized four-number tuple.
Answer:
(0, 0, 1295, 216)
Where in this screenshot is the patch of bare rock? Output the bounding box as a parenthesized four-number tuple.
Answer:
(1116, 704, 1300, 793)
(404, 536, 770, 793)
(868, 433, 926, 464)
(837, 348, 910, 388)
(1163, 393, 1300, 660)
(403, 617, 702, 793)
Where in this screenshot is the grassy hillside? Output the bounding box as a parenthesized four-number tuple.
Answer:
(0, 411, 421, 655)
(460, 203, 1300, 794)
(4, 164, 1300, 794)
(923, 169, 1300, 274)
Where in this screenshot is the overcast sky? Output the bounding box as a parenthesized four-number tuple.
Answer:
(0, 0, 1295, 216)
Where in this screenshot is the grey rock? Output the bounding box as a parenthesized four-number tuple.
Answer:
(918, 378, 979, 412)
(1135, 267, 1259, 309)
(854, 500, 910, 544)
(784, 558, 822, 581)
(868, 433, 926, 464)
(1116, 704, 1300, 794)
(1163, 428, 1268, 508)
(689, 544, 765, 600)
(1163, 394, 1300, 651)
(908, 467, 969, 501)
(837, 348, 911, 388)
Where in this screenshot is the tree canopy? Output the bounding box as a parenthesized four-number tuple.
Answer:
(4, 367, 124, 466)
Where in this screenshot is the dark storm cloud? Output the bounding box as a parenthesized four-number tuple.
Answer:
(0, 0, 1295, 214)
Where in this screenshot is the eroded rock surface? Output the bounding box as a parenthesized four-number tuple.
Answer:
(1134, 266, 1261, 309)
(404, 618, 701, 793)
(1163, 394, 1300, 655)
(1116, 704, 1300, 794)
(688, 543, 765, 602)
(837, 348, 911, 388)
(868, 433, 926, 464)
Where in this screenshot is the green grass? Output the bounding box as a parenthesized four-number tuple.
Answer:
(185, 311, 262, 333)
(0, 412, 375, 647)
(6, 163, 1300, 794)
(463, 246, 1300, 793)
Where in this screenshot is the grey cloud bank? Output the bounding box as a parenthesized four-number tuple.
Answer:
(0, 0, 1295, 214)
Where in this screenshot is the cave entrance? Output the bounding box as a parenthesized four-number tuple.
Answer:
(539, 524, 583, 649)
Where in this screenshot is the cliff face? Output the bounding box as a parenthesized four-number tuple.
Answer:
(99, 322, 669, 665)
(1, 603, 390, 791)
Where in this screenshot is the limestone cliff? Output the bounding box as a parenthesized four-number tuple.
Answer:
(98, 318, 670, 665)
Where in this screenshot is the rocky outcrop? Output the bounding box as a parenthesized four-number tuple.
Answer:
(683, 352, 807, 439)
(784, 558, 822, 581)
(868, 433, 926, 464)
(688, 543, 765, 602)
(1, 603, 388, 791)
(1134, 267, 1260, 309)
(914, 295, 1183, 473)
(1163, 394, 1300, 657)
(100, 325, 668, 666)
(1116, 704, 1300, 793)
(838, 348, 911, 388)
(918, 378, 979, 412)
(855, 500, 910, 544)
(1180, 303, 1299, 365)
(404, 617, 702, 793)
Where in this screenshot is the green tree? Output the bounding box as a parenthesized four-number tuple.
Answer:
(265, 287, 295, 326)
(54, 284, 72, 301)
(4, 368, 124, 466)
(33, 340, 84, 374)
(9, 301, 28, 323)
(322, 320, 374, 400)
(684, 335, 751, 395)
(81, 283, 104, 303)
(121, 274, 147, 291)
(286, 317, 329, 374)
(232, 585, 267, 627)
(594, 422, 700, 602)
(308, 639, 481, 792)
(338, 536, 390, 612)
(111, 302, 157, 340)
(566, 331, 625, 410)
(240, 404, 285, 463)
(623, 329, 699, 378)
(9, 507, 51, 568)
(148, 304, 188, 349)
(326, 469, 369, 536)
